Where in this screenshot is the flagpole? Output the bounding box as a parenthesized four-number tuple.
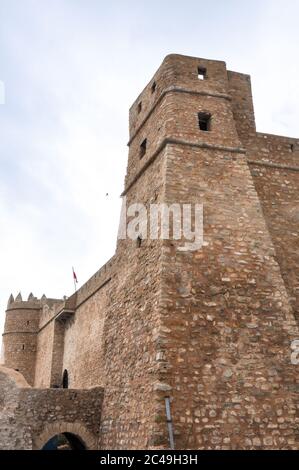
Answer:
(72, 266, 77, 292)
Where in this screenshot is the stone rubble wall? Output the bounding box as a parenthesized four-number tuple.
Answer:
(1, 53, 298, 450)
(0, 366, 103, 450)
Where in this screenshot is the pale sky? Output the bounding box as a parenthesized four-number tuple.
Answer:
(0, 0, 299, 339)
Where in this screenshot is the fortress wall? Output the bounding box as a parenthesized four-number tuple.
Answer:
(2, 53, 299, 450)
(31, 261, 115, 388)
(38, 299, 64, 329)
(32, 263, 116, 389)
(228, 64, 299, 318)
(249, 165, 299, 317)
(228, 70, 299, 318)
(34, 321, 55, 388)
(49, 319, 65, 388)
(62, 285, 109, 389)
(160, 143, 298, 449)
(75, 256, 115, 307)
(34, 304, 57, 388)
(249, 133, 299, 167)
(99, 146, 167, 449)
(47, 258, 115, 389)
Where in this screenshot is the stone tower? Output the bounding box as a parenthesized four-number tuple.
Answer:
(2, 54, 298, 450)
(102, 54, 298, 449)
(3, 293, 40, 385)
(3, 294, 75, 388)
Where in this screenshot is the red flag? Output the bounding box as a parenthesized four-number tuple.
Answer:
(72, 267, 78, 283)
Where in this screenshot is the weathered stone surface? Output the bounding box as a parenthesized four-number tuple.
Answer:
(0, 366, 103, 450)
(1, 53, 298, 450)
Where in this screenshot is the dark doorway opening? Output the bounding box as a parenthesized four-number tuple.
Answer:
(62, 369, 69, 389)
(41, 433, 86, 450)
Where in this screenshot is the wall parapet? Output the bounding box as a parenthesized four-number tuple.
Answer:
(75, 255, 116, 307)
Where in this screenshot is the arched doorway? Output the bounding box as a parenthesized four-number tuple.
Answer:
(41, 432, 86, 450)
(34, 421, 98, 450)
(62, 369, 68, 389)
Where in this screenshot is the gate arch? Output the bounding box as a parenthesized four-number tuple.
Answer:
(33, 422, 98, 450)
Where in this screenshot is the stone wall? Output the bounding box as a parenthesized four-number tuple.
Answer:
(249, 164, 299, 318)
(20, 387, 103, 450)
(34, 306, 56, 388)
(247, 135, 299, 322)
(62, 285, 109, 389)
(1, 53, 298, 450)
(0, 366, 31, 450)
(33, 259, 116, 389)
(99, 145, 167, 449)
(117, 53, 299, 449)
(159, 144, 298, 449)
(0, 366, 103, 450)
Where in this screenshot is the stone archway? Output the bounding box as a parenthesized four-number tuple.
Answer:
(33, 422, 98, 450)
(0, 366, 103, 450)
(41, 432, 86, 450)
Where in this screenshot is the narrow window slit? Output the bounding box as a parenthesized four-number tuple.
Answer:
(140, 138, 147, 158)
(198, 112, 211, 131)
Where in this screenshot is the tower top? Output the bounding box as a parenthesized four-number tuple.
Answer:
(5, 293, 64, 312)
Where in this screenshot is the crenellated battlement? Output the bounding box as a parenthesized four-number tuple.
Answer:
(6, 292, 62, 311)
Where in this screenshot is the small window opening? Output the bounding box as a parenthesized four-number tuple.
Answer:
(291, 144, 294, 152)
(27, 321, 30, 325)
(151, 81, 156, 93)
(137, 102, 142, 114)
(198, 112, 211, 131)
(22, 344, 25, 350)
(198, 67, 207, 80)
(140, 138, 147, 158)
(136, 236, 142, 248)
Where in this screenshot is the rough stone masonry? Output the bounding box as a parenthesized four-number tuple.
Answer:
(1, 54, 299, 450)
